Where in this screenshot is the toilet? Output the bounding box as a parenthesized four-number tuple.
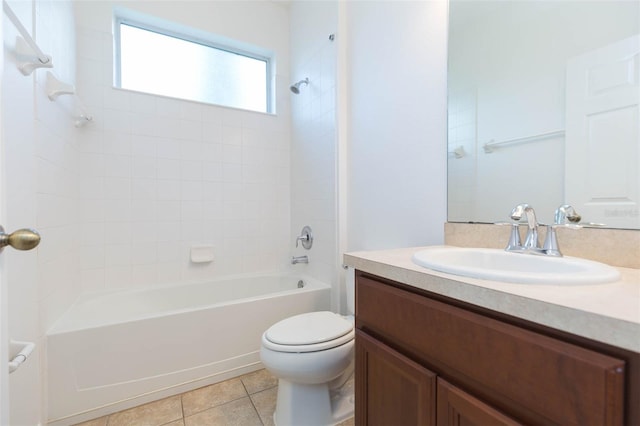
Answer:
(260, 272, 355, 426)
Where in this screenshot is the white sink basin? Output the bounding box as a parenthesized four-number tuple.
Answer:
(412, 247, 621, 285)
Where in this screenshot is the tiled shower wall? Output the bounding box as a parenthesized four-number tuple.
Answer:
(34, 0, 81, 334)
(3, 0, 79, 423)
(289, 1, 338, 296)
(73, 2, 292, 292)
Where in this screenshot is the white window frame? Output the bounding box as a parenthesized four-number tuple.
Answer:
(113, 12, 274, 113)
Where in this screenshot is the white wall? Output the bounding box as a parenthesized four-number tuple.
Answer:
(3, 0, 79, 424)
(346, 0, 448, 251)
(289, 1, 339, 306)
(73, 1, 292, 292)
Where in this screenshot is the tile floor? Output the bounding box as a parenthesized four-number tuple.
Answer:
(75, 369, 355, 426)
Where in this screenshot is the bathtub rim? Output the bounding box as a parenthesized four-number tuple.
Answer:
(47, 270, 330, 336)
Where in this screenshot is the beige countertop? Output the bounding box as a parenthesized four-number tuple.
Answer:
(344, 246, 640, 353)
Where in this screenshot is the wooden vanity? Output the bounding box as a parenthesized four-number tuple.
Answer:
(345, 248, 640, 426)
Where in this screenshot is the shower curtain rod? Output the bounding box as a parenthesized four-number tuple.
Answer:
(3, 0, 51, 64)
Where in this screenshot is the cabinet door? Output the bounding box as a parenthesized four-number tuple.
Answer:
(357, 274, 625, 425)
(437, 378, 522, 426)
(356, 329, 436, 426)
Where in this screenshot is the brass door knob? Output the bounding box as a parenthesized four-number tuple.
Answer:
(0, 226, 41, 252)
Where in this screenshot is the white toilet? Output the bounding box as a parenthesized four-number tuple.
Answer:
(260, 274, 355, 426)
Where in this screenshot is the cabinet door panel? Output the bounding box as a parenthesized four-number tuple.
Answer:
(356, 274, 625, 426)
(437, 378, 522, 426)
(356, 329, 436, 426)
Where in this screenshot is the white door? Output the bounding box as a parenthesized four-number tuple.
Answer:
(565, 35, 640, 229)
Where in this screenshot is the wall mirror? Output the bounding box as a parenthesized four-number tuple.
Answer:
(447, 0, 639, 229)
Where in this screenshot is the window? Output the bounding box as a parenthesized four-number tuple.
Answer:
(115, 17, 271, 113)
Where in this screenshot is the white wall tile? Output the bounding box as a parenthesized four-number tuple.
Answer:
(157, 159, 181, 180)
(132, 178, 156, 200)
(133, 157, 157, 178)
(132, 135, 158, 158)
(181, 160, 203, 180)
(103, 177, 131, 199)
(131, 242, 157, 265)
(156, 138, 182, 159)
(156, 200, 181, 222)
(105, 244, 133, 267)
(180, 120, 203, 141)
(157, 179, 181, 200)
(103, 132, 132, 155)
(105, 265, 133, 289)
(80, 268, 106, 293)
(132, 199, 157, 221)
(181, 181, 202, 200)
(156, 223, 181, 242)
(73, 8, 293, 295)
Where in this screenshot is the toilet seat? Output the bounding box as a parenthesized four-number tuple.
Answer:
(263, 311, 354, 353)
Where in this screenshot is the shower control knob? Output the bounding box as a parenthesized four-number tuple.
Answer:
(0, 225, 41, 252)
(295, 226, 313, 250)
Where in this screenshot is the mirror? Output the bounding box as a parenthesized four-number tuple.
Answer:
(447, 0, 639, 229)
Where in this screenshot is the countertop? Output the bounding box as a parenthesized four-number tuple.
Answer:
(344, 246, 640, 353)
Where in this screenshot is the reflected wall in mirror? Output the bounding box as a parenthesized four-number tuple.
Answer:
(447, 0, 639, 229)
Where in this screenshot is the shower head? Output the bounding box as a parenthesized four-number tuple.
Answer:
(290, 78, 309, 94)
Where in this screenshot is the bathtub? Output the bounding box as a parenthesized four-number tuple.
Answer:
(46, 273, 331, 425)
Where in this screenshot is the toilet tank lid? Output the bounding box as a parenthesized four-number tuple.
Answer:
(265, 311, 353, 346)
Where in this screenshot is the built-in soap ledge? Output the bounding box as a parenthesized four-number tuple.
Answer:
(190, 245, 215, 263)
(444, 222, 640, 269)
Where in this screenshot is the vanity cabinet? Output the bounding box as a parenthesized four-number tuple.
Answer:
(355, 272, 632, 426)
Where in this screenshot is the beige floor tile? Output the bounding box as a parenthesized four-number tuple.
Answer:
(241, 368, 278, 394)
(161, 420, 185, 426)
(73, 416, 108, 426)
(249, 386, 277, 426)
(182, 378, 247, 417)
(184, 397, 262, 426)
(107, 395, 182, 426)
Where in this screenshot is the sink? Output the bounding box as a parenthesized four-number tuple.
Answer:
(412, 246, 621, 285)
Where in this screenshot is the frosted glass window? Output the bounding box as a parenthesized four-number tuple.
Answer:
(116, 22, 269, 113)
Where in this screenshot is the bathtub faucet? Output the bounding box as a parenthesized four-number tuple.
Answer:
(291, 255, 309, 265)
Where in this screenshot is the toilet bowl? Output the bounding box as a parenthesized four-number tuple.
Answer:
(260, 311, 355, 426)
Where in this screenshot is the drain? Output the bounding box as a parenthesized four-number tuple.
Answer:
(297, 280, 305, 288)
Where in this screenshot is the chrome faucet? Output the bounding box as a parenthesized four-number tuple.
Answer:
(505, 204, 582, 257)
(510, 203, 540, 250)
(291, 255, 309, 265)
(543, 205, 582, 257)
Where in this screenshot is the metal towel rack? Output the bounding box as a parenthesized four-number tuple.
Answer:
(9, 340, 35, 374)
(3, 0, 52, 75)
(3, 1, 93, 127)
(448, 145, 466, 159)
(46, 72, 94, 127)
(483, 129, 565, 153)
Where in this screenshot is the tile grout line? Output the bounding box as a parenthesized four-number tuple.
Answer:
(240, 379, 266, 426)
(180, 392, 186, 425)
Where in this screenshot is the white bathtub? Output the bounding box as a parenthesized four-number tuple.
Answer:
(46, 273, 331, 425)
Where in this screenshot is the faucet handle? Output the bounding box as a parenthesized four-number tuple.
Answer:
(505, 223, 522, 252)
(495, 221, 523, 251)
(542, 225, 562, 257)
